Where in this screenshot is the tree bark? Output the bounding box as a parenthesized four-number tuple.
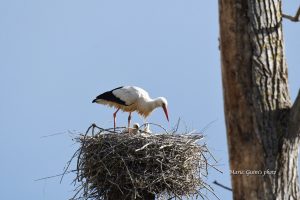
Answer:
(219, 0, 300, 199)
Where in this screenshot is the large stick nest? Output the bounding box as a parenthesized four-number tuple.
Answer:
(71, 124, 215, 200)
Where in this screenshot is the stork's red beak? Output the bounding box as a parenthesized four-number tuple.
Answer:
(162, 104, 169, 122)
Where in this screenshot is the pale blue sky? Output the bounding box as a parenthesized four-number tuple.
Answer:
(0, 1, 299, 200)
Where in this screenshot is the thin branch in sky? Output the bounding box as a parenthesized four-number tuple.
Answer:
(283, 6, 300, 22)
(213, 180, 232, 191)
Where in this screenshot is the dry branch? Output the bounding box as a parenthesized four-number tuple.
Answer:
(283, 6, 300, 22)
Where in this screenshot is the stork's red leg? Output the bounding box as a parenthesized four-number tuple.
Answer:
(113, 108, 120, 131)
(128, 112, 132, 128)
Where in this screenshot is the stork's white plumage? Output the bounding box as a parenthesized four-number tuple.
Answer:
(92, 86, 169, 130)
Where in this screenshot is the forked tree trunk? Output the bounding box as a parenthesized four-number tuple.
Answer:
(219, 0, 300, 199)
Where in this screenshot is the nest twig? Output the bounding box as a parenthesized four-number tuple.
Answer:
(70, 124, 217, 200)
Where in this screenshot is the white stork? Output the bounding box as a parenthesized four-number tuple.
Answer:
(92, 86, 169, 130)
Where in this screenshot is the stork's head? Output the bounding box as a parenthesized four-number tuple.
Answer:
(157, 97, 169, 122)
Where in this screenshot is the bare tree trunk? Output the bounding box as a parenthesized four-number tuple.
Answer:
(219, 0, 300, 199)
